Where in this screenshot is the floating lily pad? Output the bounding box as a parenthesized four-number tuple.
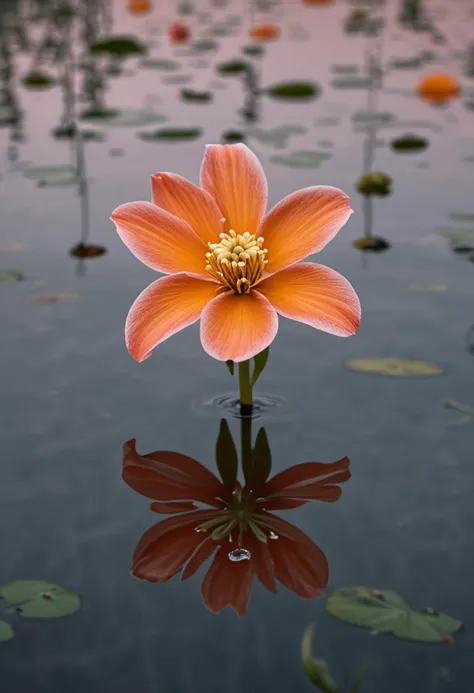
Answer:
(357, 172, 392, 196)
(27, 293, 81, 303)
(22, 70, 56, 89)
(162, 74, 193, 85)
(250, 125, 307, 148)
(436, 228, 474, 243)
(180, 89, 212, 102)
(391, 134, 428, 152)
(90, 36, 146, 56)
(217, 60, 250, 75)
(138, 127, 202, 141)
(80, 130, 106, 141)
(0, 581, 81, 619)
(267, 81, 320, 100)
(326, 587, 462, 643)
(0, 270, 23, 282)
(140, 58, 180, 70)
(242, 44, 264, 57)
(191, 38, 218, 52)
(344, 358, 444, 377)
(70, 243, 107, 258)
(24, 164, 76, 182)
(222, 130, 246, 143)
(51, 125, 77, 139)
(353, 236, 391, 252)
(0, 621, 14, 642)
(448, 212, 474, 222)
(351, 110, 395, 125)
(390, 56, 423, 69)
(331, 76, 372, 89)
(271, 150, 332, 168)
(80, 107, 167, 127)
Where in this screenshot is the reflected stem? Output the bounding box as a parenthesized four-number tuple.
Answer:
(238, 360, 253, 414)
(240, 414, 253, 485)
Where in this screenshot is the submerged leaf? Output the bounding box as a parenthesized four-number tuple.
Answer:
(215, 419, 238, 486)
(301, 624, 338, 693)
(326, 587, 462, 643)
(0, 620, 14, 642)
(345, 358, 444, 377)
(0, 581, 81, 619)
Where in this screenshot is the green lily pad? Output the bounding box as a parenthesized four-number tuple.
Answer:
(22, 70, 56, 89)
(217, 60, 250, 75)
(351, 110, 395, 125)
(180, 89, 212, 102)
(436, 228, 474, 243)
(331, 76, 372, 89)
(271, 150, 332, 168)
(353, 236, 391, 252)
(326, 587, 462, 643)
(0, 620, 14, 642)
(357, 172, 392, 196)
(80, 130, 106, 141)
(90, 35, 146, 56)
(344, 358, 444, 377)
(331, 64, 359, 75)
(314, 116, 340, 127)
(23, 164, 75, 181)
(51, 125, 77, 140)
(0, 581, 81, 619)
(0, 270, 23, 282)
(249, 125, 307, 149)
(138, 127, 202, 141)
(191, 39, 218, 52)
(70, 243, 107, 259)
(267, 81, 320, 100)
(391, 134, 428, 152)
(140, 58, 180, 70)
(162, 74, 193, 85)
(222, 130, 246, 143)
(390, 56, 423, 69)
(80, 108, 167, 127)
(448, 212, 474, 222)
(242, 44, 265, 57)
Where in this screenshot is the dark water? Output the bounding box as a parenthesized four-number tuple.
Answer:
(1, 0, 474, 691)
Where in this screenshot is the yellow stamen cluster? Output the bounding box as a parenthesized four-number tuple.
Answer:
(205, 230, 268, 294)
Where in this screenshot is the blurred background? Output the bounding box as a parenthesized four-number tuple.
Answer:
(0, 0, 473, 691)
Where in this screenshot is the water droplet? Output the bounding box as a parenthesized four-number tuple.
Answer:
(194, 527, 207, 533)
(220, 217, 226, 223)
(228, 548, 251, 562)
(269, 531, 279, 540)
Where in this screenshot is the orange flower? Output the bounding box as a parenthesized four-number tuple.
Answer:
(111, 144, 360, 362)
(123, 439, 350, 615)
(416, 73, 460, 105)
(249, 24, 280, 41)
(168, 22, 191, 43)
(127, 0, 151, 14)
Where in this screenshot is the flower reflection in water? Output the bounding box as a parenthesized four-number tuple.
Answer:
(123, 419, 350, 615)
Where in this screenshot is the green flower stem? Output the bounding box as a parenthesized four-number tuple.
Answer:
(240, 415, 253, 483)
(238, 360, 253, 412)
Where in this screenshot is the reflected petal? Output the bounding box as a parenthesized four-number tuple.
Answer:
(200, 290, 278, 362)
(257, 263, 360, 337)
(111, 201, 207, 275)
(150, 501, 199, 514)
(264, 457, 351, 502)
(123, 439, 226, 506)
(268, 533, 328, 598)
(181, 538, 218, 581)
(125, 273, 219, 362)
(259, 186, 353, 274)
(200, 144, 268, 235)
(151, 173, 223, 246)
(201, 545, 254, 615)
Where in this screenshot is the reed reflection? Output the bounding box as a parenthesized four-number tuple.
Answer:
(122, 416, 350, 615)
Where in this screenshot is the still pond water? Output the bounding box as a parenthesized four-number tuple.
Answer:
(1, 0, 474, 691)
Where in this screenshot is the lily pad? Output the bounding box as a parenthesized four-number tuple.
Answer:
(391, 134, 428, 152)
(222, 130, 246, 143)
(436, 228, 474, 243)
(0, 581, 81, 619)
(24, 164, 76, 182)
(331, 76, 372, 89)
(141, 58, 180, 70)
(271, 150, 332, 168)
(0, 621, 14, 642)
(70, 243, 107, 258)
(180, 89, 212, 102)
(448, 212, 474, 222)
(314, 116, 340, 127)
(80, 130, 106, 141)
(90, 36, 146, 56)
(242, 44, 265, 57)
(357, 172, 392, 196)
(344, 358, 444, 377)
(331, 64, 359, 75)
(51, 125, 77, 139)
(138, 127, 202, 141)
(326, 587, 462, 643)
(0, 270, 23, 282)
(162, 74, 193, 85)
(79, 107, 120, 122)
(390, 56, 423, 69)
(191, 39, 218, 52)
(80, 108, 167, 127)
(249, 125, 307, 148)
(217, 60, 250, 75)
(267, 81, 320, 100)
(22, 70, 56, 89)
(351, 110, 395, 125)
(353, 236, 391, 252)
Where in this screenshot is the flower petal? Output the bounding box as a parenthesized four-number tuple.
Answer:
(257, 263, 360, 337)
(125, 273, 219, 362)
(151, 173, 223, 246)
(150, 501, 199, 514)
(264, 457, 351, 499)
(200, 290, 278, 362)
(259, 186, 353, 274)
(132, 510, 217, 582)
(200, 144, 268, 235)
(201, 545, 254, 615)
(181, 538, 218, 581)
(111, 201, 207, 275)
(123, 439, 226, 506)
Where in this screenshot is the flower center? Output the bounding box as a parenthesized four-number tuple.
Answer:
(205, 230, 268, 294)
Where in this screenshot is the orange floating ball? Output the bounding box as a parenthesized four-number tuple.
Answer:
(127, 0, 151, 14)
(168, 22, 191, 43)
(249, 24, 280, 41)
(416, 73, 460, 105)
